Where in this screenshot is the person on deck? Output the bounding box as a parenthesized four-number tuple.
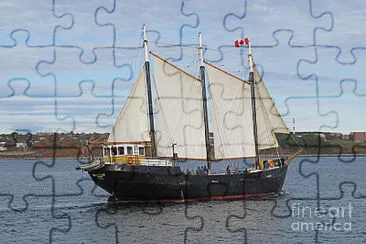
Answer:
(226, 165, 230, 174)
(203, 166, 207, 175)
(280, 157, 285, 167)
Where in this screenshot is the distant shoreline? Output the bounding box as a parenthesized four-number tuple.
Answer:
(1, 154, 366, 161)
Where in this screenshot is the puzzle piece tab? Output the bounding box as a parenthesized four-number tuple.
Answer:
(54, 0, 114, 62)
(0, 31, 55, 98)
(312, 0, 366, 62)
(225, 0, 332, 46)
(0, 0, 72, 46)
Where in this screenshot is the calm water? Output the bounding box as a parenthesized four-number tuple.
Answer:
(1, 157, 366, 243)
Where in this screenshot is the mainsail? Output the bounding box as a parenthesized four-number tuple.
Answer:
(108, 70, 150, 142)
(253, 63, 290, 150)
(207, 62, 290, 159)
(151, 53, 207, 159)
(206, 63, 256, 159)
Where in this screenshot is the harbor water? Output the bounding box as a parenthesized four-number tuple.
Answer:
(1, 157, 365, 243)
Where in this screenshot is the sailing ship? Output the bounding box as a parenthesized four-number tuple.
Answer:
(79, 25, 301, 203)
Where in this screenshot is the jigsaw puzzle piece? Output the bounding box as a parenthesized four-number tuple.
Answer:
(298, 46, 366, 96)
(0, 80, 73, 133)
(0, 31, 55, 98)
(251, 31, 318, 114)
(185, 198, 247, 243)
(180, 0, 245, 62)
(284, 97, 337, 133)
(32, 134, 110, 242)
(0, 0, 72, 46)
(46, 179, 109, 243)
(301, 154, 366, 199)
(316, 183, 366, 242)
(182, 160, 264, 243)
(96, 203, 202, 243)
(54, 82, 119, 131)
(228, 198, 323, 243)
(95, 0, 197, 59)
(0, 196, 71, 243)
(299, 84, 366, 199)
(204, 31, 321, 131)
(228, 156, 349, 243)
(0, 156, 52, 211)
(53, 0, 114, 63)
(37, 47, 132, 97)
(224, 0, 332, 46)
(32, 134, 97, 198)
(150, 56, 207, 158)
(316, 82, 366, 159)
(272, 183, 365, 242)
(312, 0, 366, 63)
(310, 184, 366, 243)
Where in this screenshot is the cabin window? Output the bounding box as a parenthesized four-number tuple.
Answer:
(118, 146, 124, 155)
(138, 147, 145, 156)
(127, 146, 133, 155)
(104, 147, 110, 157)
(111, 147, 117, 156)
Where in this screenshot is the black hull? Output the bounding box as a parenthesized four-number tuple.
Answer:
(89, 164, 288, 203)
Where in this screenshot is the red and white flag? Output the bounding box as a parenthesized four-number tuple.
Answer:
(234, 38, 249, 47)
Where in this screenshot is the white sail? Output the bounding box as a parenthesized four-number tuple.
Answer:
(253, 64, 290, 150)
(152, 54, 206, 159)
(108, 70, 150, 142)
(207, 63, 256, 159)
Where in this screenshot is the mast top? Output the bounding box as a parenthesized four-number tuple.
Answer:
(247, 39, 254, 73)
(142, 24, 149, 62)
(198, 32, 204, 67)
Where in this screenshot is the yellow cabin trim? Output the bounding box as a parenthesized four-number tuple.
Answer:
(103, 155, 146, 165)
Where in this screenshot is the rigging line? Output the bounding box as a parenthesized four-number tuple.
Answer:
(289, 132, 302, 149)
(205, 61, 250, 85)
(150, 52, 201, 82)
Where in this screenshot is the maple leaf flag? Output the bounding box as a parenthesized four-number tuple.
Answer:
(234, 38, 249, 47)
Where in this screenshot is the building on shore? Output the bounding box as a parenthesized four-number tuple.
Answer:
(0, 142, 7, 151)
(351, 132, 366, 142)
(16, 142, 28, 150)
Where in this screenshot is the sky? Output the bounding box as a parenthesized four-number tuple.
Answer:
(0, 0, 365, 134)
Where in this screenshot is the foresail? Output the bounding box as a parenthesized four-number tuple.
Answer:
(253, 63, 290, 150)
(152, 54, 206, 159)
(207, 63, 256, 159)
(108, 69, 150, 142)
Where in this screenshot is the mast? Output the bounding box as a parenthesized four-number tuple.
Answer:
(142, 25, 157, 157)
(248, 40, 260, 168)
(198, 33, 211, 169)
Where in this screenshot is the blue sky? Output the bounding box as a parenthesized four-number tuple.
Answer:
(0, 0, 365, 134)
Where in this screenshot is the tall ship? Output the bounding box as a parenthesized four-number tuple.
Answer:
(79, 25, 301, 203)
